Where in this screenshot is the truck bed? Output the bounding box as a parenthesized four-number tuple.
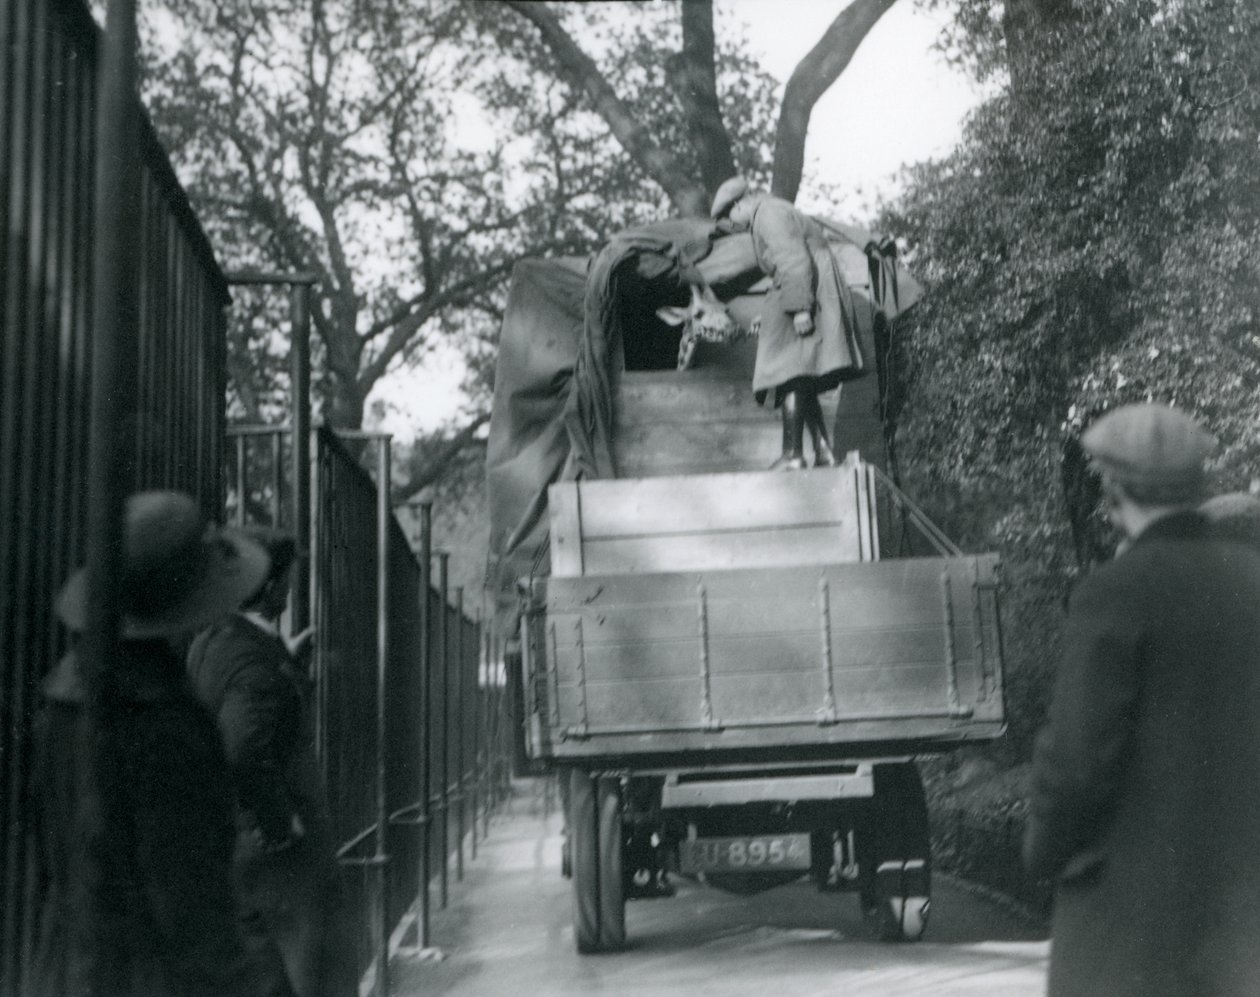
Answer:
(521, 463, 1004, 765)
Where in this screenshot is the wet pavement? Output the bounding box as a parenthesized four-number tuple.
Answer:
(390, 783, 1050, 996)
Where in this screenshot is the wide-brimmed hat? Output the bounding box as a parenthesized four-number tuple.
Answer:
(1082, 403, 1215, 504)
(710, 175, 749, 219)
(56, 491, 270, 639)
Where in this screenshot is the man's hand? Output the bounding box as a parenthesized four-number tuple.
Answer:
(792, 311, 814, 336)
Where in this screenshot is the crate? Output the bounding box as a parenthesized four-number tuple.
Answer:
(548, 460, 879, 578)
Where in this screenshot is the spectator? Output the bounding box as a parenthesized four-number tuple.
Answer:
(32, 490, 286, 997)
(1024, 403, 1260, 996)
(187, 528, 356, 997)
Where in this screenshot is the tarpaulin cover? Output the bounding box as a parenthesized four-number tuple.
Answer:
(485, 216, 920, 628)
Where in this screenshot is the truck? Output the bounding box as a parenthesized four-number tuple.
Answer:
(486, 216, 1005, 954)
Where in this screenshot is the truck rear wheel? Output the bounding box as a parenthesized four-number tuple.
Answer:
(597, 777, 626, 950)
(860, 762, 931, 943)
(570, 769, 601, 953)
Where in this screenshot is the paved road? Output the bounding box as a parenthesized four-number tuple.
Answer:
(391, 786, 1049, 996)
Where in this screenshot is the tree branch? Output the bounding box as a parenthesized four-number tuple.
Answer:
(502, 0, 710, 215)
(357, 259, 517, 390)
(772, 0, 897, 202)
(392, 412, 492, 503)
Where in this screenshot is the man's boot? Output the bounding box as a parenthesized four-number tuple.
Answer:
(770, 390, 807, 470)
(803, 391, 838, 467)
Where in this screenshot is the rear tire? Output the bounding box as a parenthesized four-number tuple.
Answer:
(861, 762, 931, 943)
(597, 777, 626, 950)
(570, 769, 601, 953)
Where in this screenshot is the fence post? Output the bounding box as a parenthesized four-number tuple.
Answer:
(289, 282, 311, 633)
(437, 550, 450, 909)
(371, 435, 391, 997)
(81, 0, 140, 979)
(416, 501, 433, 948)
(454, 587, 465, 882)
(468, 607, 476, 857)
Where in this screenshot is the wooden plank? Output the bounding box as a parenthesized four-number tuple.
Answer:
(546, 558, 977, 625)
(615, 420, 780, 477)
(619, 375, 839, 426)
(548, 480, 583, 577)
(575, 466, 858, 538)
(583, 524, 861, 574)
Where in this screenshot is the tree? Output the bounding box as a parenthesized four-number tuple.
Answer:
(143, 0, 837, 499)
(880, 0, 1260, 754)
(142, 0, 595, 494)
(499, 0, 898, 212)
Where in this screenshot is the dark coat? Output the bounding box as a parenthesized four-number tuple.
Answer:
(747, 196, 864, 401)
(31, 644, 274, 997)
(1024, 511, 1260, 996)
(187, 615, 356, 997)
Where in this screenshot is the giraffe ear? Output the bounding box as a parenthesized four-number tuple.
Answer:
(655, 305, 690, 327)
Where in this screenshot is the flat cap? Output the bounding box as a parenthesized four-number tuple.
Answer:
(710, 175, 749, 219)
(1082, 403, 1215, 501)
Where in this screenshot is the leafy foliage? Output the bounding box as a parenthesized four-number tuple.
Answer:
(886, 0, 1260, 574)
(882, 0, 1260, 754)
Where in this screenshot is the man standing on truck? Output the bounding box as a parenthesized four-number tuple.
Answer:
(1024, 402, 1260, 997)
(710, 176, 866, 470)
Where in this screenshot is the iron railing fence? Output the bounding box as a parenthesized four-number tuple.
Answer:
(0, 0, 229, 991)
(304, 427, 514, 992)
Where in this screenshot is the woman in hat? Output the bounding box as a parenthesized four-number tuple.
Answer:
(187, 529, 356, 997)
(31, 491, 287, 997)
(710, 175, 866, 469)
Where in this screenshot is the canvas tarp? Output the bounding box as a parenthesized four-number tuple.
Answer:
(485, 216, 920, 629)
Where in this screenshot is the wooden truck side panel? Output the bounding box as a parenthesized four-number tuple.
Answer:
(521, 554, 1003, 761)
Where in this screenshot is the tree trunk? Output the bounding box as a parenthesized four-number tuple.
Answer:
(772, 0, 898, 203)
(670, 0, 737, 198)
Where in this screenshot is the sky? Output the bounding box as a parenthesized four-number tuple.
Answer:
(370, 0, 986, 440)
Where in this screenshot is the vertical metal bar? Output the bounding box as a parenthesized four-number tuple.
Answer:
(940, 570, 962, 715)
(547, 619, 561, 729)
(290, 282, 311, 632)
(437, 550, 450, 909)
(310, 434, 326, 769)
(697, 582, 715, 729)
(415, 501, 432, 948)
(269, 428, 282, 527)
(372, 436, 391, 997)
(234, 432, 246, 526)
(81, 0, 140, 981)
(454, 586, 465, 883)
(573, 617, 590, 736)
(470, 610, 480, 861)
(818, 576, 838, 724)
(971, 559, 987, 701)
(482, 622, 493, 839)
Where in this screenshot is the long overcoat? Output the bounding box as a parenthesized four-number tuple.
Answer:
(31, 644, 274, 997)
(746, 196, 864, 402)
(187, 615, 357, 997)
(1024, 511, 1260, 996)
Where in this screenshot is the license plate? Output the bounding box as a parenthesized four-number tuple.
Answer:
(679, 833, 811, 874)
